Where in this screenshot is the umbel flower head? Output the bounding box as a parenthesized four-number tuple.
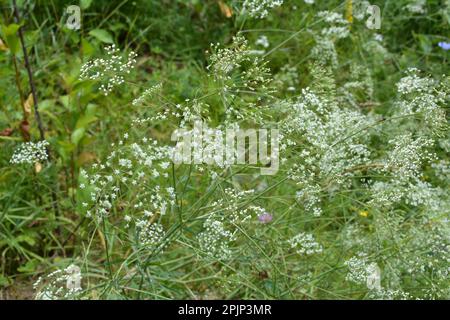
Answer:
(79, 44, 137, 95)
(33, 264, 82, 300)
(288, 232, 323, 255)
(243, 0, 284, 19)
(10, 140, 49, 164)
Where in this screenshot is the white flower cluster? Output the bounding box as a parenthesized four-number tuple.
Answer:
(340, 64, 374, 106)
(80, 133, 174, 226)
(273, 64, 299, 92)
(344, 255, 414, 299)
(198, 217, 235, 260)
(395, 68, 447, 134)
(311, 37, 338, 67)
(405, 0, 427, 14)
(365, 70, 448, 211)
(352, 0, 372, 20)
(282, 80, 373, 215)
(132, 83, 162, 106)
(136, 220, 166, 250)
(207, 36, 249, 78)
(206, 35, 273, 120)
(295, 185, 323, 217)
(345, 254, 380, 288)
(79, 44, 137, 95)
(431, 160, 450, 183)
(243, 0, 284, 19)
(311, 11, 349, 67)
(402, 224, 450, 283)
(287, 232, 322, 255)
(317, 11, 350, 39)
(34, 264, 82, 300)
(198, 189, 265, 260)
(10, 140, 49, 164)
(384, 134, 435, 181)
(132, 100, 189, 125)
(341, 224, 371, 250)
(343, 205, 449, 299)
(70, 23, 449, 298)
(255, 35, 269, 48)
(396, 68, 433, 95)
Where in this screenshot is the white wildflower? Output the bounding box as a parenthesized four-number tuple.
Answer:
(10, 140, 49, 164)
(79, 44, 137, 95)
(243, 0, 284, 19)
(288, 232, 323, 255)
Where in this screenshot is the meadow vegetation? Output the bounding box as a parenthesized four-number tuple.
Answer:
(0, 0, 449, 299)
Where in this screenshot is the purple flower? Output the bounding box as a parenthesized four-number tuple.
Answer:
(438, 42, 450, 51)
(258, 213, 273, 224)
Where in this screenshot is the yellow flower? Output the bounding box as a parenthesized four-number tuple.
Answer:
(345, 0, 353, 24)
(359, 210, 369, 217)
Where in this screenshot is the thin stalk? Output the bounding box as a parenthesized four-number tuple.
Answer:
(12, 0, 45, 140)
(12, 0, 60, 219)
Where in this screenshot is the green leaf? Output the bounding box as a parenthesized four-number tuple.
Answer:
(417, 34, 432, 54)
(0, 275, 11, 287)
(1, 24, 21, 54)
(85, 103, 98, 116)
(81, 38, 95, 57)
(80, 0, 93, 9)
(39, 99, 54, 112)
(16, 234, 36, 246)
(88, 29, 114, 44)
(56, 140, 76, 161)
(17, 259, 39, 273)
(59, 95, 70, 109)
(75, 114, 97, 129)
(71, 127, 86, 145)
